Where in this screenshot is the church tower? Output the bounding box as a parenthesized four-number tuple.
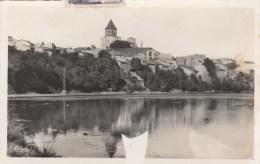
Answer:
(105, 20, 117, 37)
(101, 20, 121, 49)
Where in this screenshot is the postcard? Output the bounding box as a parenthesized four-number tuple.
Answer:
(0, 0, 259, 164)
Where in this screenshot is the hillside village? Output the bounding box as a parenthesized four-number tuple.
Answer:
(8, 20, 254, 93)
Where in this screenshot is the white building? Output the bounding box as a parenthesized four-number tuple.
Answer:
(35, 43, 45, 53)
(8, 36, 15, 47)
(213, 58, 237, 80)
(236, 61, 254, 74)
(15, 39, 35, 51)
(127, 37, 137, 47)
(192, 62, 210, 82)
(155, 58, 178, 71)
(35, 43, 56, 56)
(65, 47, 75, 54)
(179, 64, 198, 76)
(176, 54, 206, 67)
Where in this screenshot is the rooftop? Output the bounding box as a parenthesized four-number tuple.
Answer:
(215, 65, 225, 71)
(244, 61, 254, 64)
(179, 64, 198, 72)
(109, 47, 152, 54)
(105, 20, 117, 30)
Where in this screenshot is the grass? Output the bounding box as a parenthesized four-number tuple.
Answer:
(7, 120, 61, 157)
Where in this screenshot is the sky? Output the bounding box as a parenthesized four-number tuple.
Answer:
(8, 6, 255, 60)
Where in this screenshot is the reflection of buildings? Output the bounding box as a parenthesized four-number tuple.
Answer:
(12, 98, 253, 158)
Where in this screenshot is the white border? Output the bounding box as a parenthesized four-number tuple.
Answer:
(0, 1, 259, 164)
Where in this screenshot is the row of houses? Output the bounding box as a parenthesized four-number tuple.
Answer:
(9, 34, 254, 84)
(108, 47, 178, 74)
(9, 35, 245, 83)
(109, 46, 254, 83)
(8, 36, 76, 56)
(99, 20, 214, 81)
(9, 19, 254, 84)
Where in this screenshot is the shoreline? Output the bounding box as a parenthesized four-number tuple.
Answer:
(8, 92, 254, 100)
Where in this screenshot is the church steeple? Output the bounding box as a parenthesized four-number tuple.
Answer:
(101, 19, 121, 49)
(105, 20, 117, 37)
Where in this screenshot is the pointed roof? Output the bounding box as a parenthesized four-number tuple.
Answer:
(105, 20, 117, 30)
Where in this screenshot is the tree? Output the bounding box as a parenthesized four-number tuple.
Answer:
(183, 78, 197, 91)
(130, 58, 143, 72)
(173, 67, 188, 91)
(8, 48, 126, 93)
(203, 58, 217, 78)
(110, 40, 132, 49)
(91, 45, 96, 49)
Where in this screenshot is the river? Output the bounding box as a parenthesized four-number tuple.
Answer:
(8, 95, 254, 158)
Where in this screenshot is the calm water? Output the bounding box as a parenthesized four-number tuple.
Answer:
(8, 96, 254, 158)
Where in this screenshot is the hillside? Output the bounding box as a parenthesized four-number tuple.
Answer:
(8, 47, 254, 94)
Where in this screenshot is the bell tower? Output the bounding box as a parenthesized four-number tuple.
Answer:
(101, 19, 121, 49)
(105, 20, 117, 37)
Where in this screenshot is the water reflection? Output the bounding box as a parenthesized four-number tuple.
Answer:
(8, 97, 254, 158)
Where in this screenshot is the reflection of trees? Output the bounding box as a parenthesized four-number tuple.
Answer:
(9, 97, 253, 157)
(105, 135, 117, 158)
(207, 99, 217, 110)
(9, 98, 225, 135)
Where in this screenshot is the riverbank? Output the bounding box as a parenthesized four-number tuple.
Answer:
(8, 121, 61, 157)
(8, 91, 254, 100)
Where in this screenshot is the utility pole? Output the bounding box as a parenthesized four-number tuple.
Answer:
(61, 66, 67, 95)
(63, 100, 66, 121)
(179, 68, 182, 91)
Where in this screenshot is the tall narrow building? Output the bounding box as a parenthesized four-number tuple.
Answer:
(101, 20, 121, 49)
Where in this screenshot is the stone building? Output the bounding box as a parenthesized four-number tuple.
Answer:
(35, 43, 56, 56)
(109, 47, 160, 61)
(176, 54, 206, 67)
(179, 64, 198, 76)
(101, 20, 121, 49)
(126, 37, 137, 47)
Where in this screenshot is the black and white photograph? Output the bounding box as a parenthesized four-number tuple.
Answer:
(6, 3, 256, 159)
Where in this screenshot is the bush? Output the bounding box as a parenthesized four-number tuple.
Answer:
(8, 48, 125, 94)
(7, 121, 61, 157)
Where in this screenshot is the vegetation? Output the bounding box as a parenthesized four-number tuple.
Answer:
(203, 58, 217, 78)
(110, 40, 132, 49)
(8, 120, 61, 157)
(130, 58, 202, 92)
(202, 58, 253, 93)
(8, 47, 125, 94)
(125, 73, 145, 93)
(8, 47, 253, 94)
(219, 72, 254, 93)
(130, 58, 253, 93)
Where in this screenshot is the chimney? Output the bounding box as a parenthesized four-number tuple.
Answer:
(140, 41, 143, 48)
